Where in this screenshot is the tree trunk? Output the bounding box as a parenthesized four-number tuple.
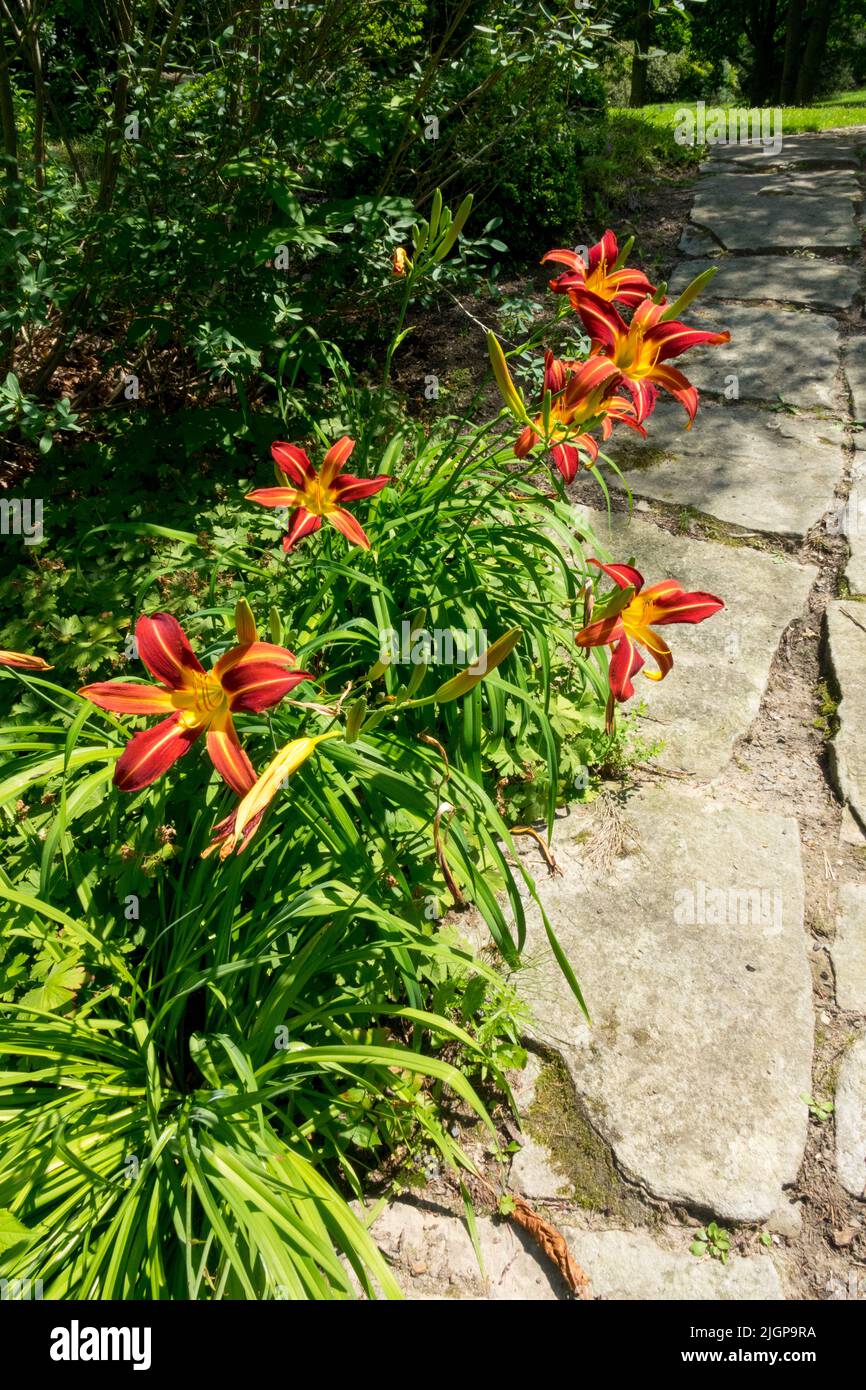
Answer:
(0, 55, 18, 184)
(629, 4, 652, 108)
(0, 29, 19, 375)
(779, 0, 806, 103)
(747, 0, 779, 105)
(794, 0, 833, 104)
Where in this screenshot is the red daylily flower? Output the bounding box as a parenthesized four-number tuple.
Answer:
(248, 436, 391, 552)
(575, 559, 724, 702)
(0, 650, 52, 671)
(513, 351, 644, 482)
(80, 612, 310, 793)
(570, 290, 731, 428)
(541, 231, 656, 308)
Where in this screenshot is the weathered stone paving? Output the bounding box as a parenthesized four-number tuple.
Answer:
(832, 885, 866, 1014)
(689, 139, 862, 251)
(683, 302, 840, 408)
(826, 602, 866, 832)
(836, 1038, 866, 1199)
(613, 399, 845, 538)
(667, 255, 861, 309)
(368, 1201, 784, 1300)
(515, 789, 813, 1223)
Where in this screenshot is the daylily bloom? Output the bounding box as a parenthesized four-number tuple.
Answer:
(248, 437, 391, 552)
(392, 247, 412, 276)
(570, 290, 730, 427)
(79, 611, 310, 793)
(541, 231, 656, 308)
(204, 732, 340, 859)
(575, 559, 724, 702)
(513, 351, 644, 482)
(0, 650, 52, 671)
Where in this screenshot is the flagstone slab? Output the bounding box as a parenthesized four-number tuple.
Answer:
(577, 506, 816, 777)
(667, 256, 861, 310)
(678, 302, 840, 408)
(841, 479, 866, 594)
(678, 224, 723, 258)
(366, 1201, 784, 1299)
(689, 180, 860, 252)
(845, 339, 866, 424)
(826, 602, 866, 833)
(696, 170, 861, 203)
(562, 1229, 784, 1301)
(833, 885, 866, 1014)
(612, 399, 845, 538)
(835, 1036, 866, 1199)
(704, 134, 866, 170)
(514, 788, 813, 1222)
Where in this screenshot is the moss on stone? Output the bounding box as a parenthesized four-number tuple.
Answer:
(525, 1051, 646, 1221)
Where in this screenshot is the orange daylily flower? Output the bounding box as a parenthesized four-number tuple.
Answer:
(392, 247, 412, 276)
(575, 559, 724, 702)
(203, 732, 340, 859)
(79, 610, 310, 793)
(0, 650, 52, 671)
(248, 436, 391, 552)
(513, 351, 644, 483)
(541, 231, 656, 308)
(570, 290, 730, 428)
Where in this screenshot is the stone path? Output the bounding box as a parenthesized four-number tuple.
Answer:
(374, 131, 866, 1300)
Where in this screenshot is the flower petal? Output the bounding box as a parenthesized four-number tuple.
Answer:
(272, 442, 312, 485)
(206, 717, 257, 796)
(327, 507, 371, 549)
(648, 363, 700, 427)
(589, 558, 645, 592)
(332, 473, 391, 502)
(114, 714, 200, 792)
(283, 510, 322, 552)
(247, 487, 301, 508)
(221, 660, 311, 713)
(575, 613, 626, 648)
(567, 289, 626, 353)
(645, 588, 725, 626)
(648, 320, 731, 362)
(608, 633, 645, 702)
(629, 623, 673, 681)
(137, 614, 204, 688)
(213, 640, 298, 681)
(79, 681, 175, 715)
(320, 436, 356, 486)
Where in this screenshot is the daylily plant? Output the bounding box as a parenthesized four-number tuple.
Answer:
(570, 291, 730, 427)
(80, 606, 309, 793)
(248, 436, 391, 552)
(541, 231, 656, 308)
(575, 559, 724, 705)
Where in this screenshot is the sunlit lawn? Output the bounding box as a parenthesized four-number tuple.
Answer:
(621, 89, 866, 135)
